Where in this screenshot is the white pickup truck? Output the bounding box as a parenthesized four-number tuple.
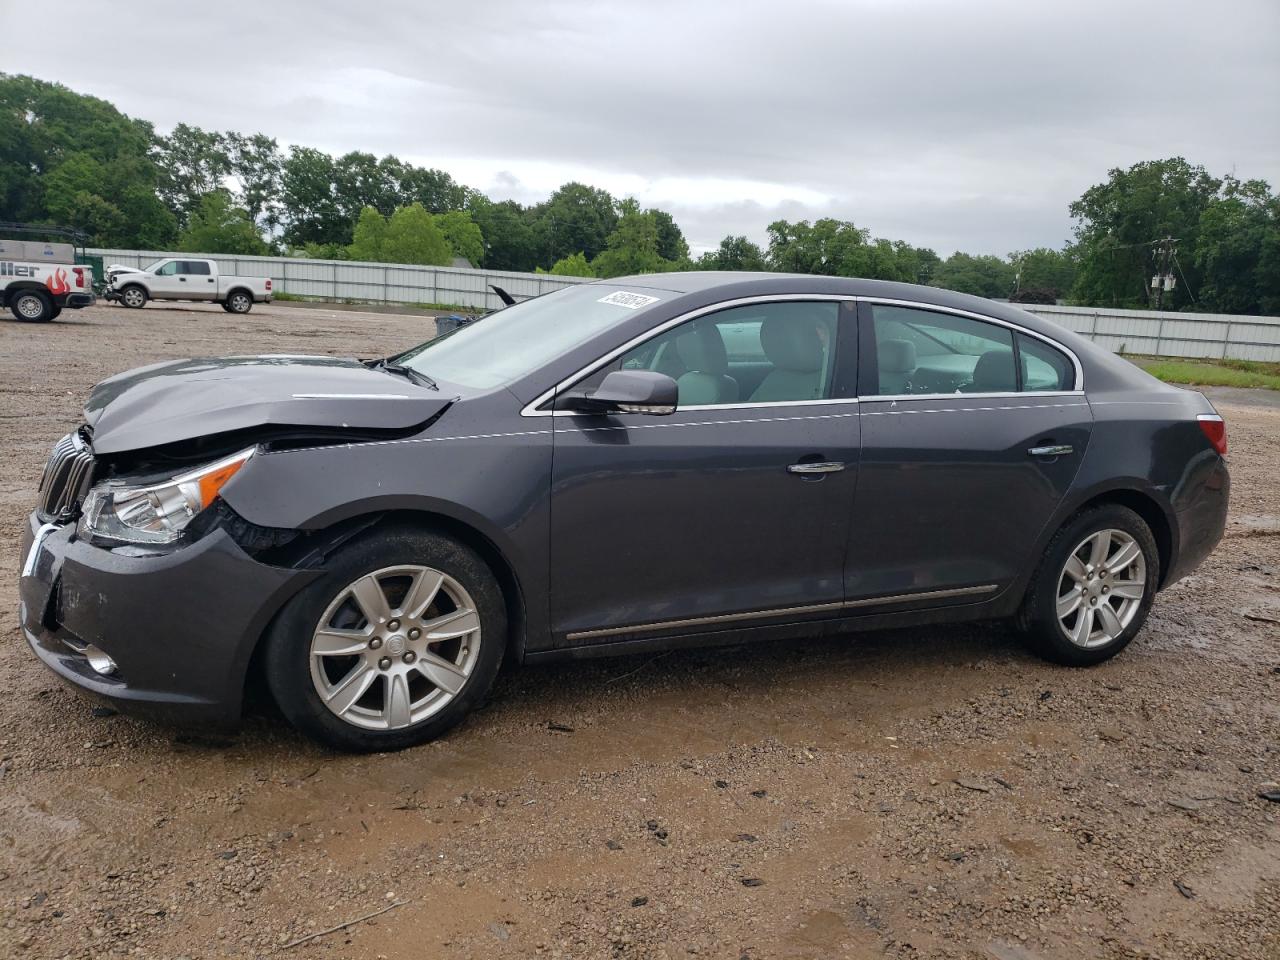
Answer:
(0, 242, 96, 323)
(104, 257, 273, 313)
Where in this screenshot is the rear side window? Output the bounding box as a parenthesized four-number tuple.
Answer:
(864, 305, 1015, 396)
(184, 261, 212, 275)
(1018, 333, 1074, 391)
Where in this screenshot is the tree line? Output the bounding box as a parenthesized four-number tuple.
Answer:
(2, 74, 1276, 314)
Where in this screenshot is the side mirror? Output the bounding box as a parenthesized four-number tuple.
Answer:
(564, 370, 678, 415)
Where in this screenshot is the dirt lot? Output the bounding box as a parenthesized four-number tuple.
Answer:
(1, 302, 1277, 960)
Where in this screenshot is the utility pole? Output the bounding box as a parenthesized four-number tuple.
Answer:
(1151, 237, 1178, 310)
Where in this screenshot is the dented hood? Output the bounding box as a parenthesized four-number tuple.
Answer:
(85, 355, 452, 455)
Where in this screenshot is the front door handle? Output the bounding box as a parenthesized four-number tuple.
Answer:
(178, 277, 187, 282)
(1028, 444, 1073, 457)
(787, 461, 846, 475)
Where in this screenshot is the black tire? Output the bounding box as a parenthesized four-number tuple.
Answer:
(1017, 504, 1160, 666)
(220, 301, 234, 312)
(48, 305, 62, 320)
(226, 290, 253, 314)
(119, 284, 148, 309)
(9, 289, 53, 322)
(263, 526, 507, 752)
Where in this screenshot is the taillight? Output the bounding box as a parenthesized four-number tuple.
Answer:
(1198, 414, 1227, 455)
(72, 267, 85, 288)
(265, 279, 272, 291)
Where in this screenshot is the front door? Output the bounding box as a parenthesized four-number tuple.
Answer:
(847, 301, 1092, 604)
(547, 298, 860, 645)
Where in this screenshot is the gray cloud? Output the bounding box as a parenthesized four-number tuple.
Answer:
(5, 0, 1278, 255)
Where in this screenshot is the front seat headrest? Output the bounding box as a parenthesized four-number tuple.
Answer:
(674, 324, 729, 375)
(760, 314, 824, 373)
(879, 338, 917, 373)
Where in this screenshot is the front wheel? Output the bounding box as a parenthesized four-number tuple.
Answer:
(1017, 504, 1159, 666)
(226, 290, 253, 314)
(263, 527, 507, 752)
(119, 285, 147, 309)
(10, 290, 53, 322)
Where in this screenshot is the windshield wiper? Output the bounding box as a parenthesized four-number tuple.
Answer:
(374, 359, 438, 390)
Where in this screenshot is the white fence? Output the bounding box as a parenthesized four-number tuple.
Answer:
(1021, 304, 1280, 363)
(90, 249, 1280, 361)
(90, 249, 588, 313)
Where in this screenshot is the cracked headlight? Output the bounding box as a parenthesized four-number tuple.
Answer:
(79, 447, 255, 545)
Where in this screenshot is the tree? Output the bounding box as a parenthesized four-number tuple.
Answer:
(177, 189, 269, 255)
(529, 182, 619, 265)
(347, 205, 389, 261)
(0, 73, 176, 246)
(651, 210, 689, 262)
(591, 198, 674, 278)
(226, 132, 284, 235)
(153, 123, 231, 226)
(281, 146, 346, 247)
(381, 202, 452, 266)
(930, 252, 1016, 299)
(469, 197, 538, 271)
(766, 219, 920, 281)
(1009, 247, 1077, 301)
(435, 209, 484, 265)
(1070, 158, 1220, 309)
(698, 235, 767, 271)
(1193, 177, 1280, 315)
(547, 251, 593, 277)
(401, 165, 470, 212)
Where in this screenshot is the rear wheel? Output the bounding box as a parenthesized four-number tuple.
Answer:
(10, 290, 53, 322)
(1018, 504, 1159, 666)
(120, 285, 147, 309)
(227, 290, 253, 314)
(264, 528, 506, 752)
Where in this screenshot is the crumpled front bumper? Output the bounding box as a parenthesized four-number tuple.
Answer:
(18, 512, 316, 726)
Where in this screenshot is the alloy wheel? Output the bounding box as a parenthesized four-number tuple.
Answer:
(122, 288, 145, 308)
(309, 564, 482, 730)
(1055, 528, 1146, 648)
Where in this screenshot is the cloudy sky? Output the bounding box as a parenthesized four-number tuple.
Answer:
(5, 0, 1278, 255)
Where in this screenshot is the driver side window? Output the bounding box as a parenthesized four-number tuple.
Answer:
(156, 261, 180, 276)
(569, 301, 842, 408)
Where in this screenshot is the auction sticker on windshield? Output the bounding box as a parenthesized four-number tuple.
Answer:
(598, 291, 660, 309)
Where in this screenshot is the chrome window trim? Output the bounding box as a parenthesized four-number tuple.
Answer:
(565, 583, 999, 641)
(863, 390, 1084, 403)
(521, 293, 852, 417)
(859, 296, 1084, 393)
(519, 292, 1085, 418)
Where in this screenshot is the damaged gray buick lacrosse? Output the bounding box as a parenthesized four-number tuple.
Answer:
(20, 273, 1229, 751)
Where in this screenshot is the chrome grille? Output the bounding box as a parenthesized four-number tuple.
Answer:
(37, 430, 94, 522)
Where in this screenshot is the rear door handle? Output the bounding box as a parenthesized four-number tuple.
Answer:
(1028, 444, 1073, 457)
(787, 461, 846, 475)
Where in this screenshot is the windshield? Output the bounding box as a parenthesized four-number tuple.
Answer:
(395, 283, 671, 389)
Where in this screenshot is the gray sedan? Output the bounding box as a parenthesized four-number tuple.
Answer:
(19, 273, 1229, 751)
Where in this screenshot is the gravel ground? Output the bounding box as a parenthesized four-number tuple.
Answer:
(1, 302, 1277, 960)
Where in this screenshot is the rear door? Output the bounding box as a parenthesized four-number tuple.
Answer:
(546, 297, 861, 646)
(182, 260, 218, 299)
(846, 300, 1092, 606)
